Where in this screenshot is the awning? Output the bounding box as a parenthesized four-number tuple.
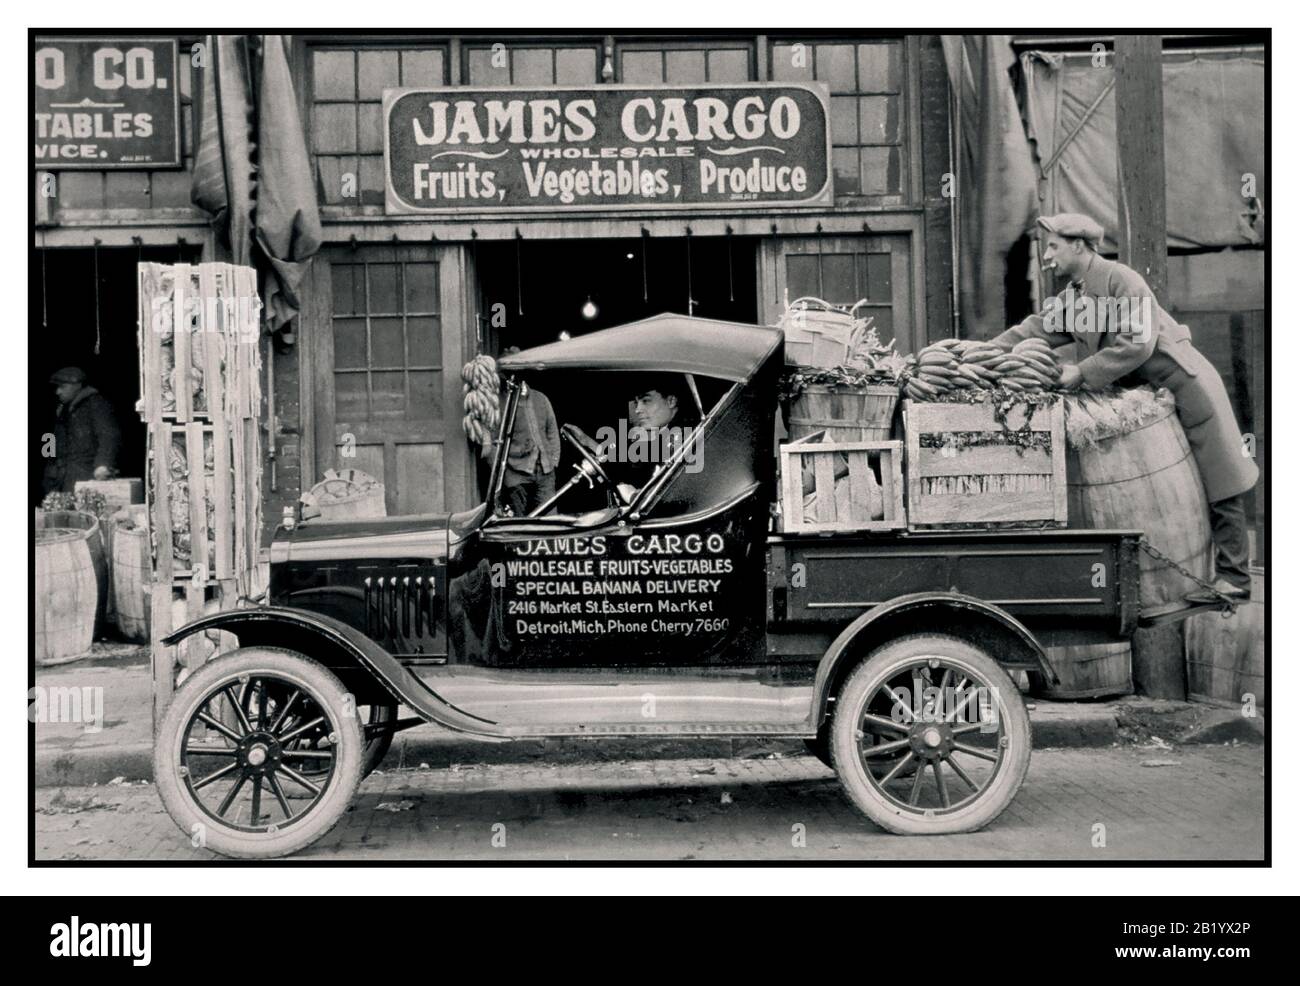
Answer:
(496, 313, 783, 383)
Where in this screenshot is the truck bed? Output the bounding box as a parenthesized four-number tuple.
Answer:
(767, 528, 1142, 637)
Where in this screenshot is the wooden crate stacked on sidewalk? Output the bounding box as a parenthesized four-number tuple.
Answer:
(137, 263, 263, 722)
(779, 433, 905, 533)
(903, 397, 1067, 530)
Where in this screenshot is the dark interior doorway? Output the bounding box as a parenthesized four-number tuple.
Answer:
(31, 244, 200, 506)
(474, 235, 759, 354)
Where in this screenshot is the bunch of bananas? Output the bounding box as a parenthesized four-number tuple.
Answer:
(994, 339, 1062, 392)
(904, 337, 1065, 399)
(461, 355, 500, 453)
(903, 340, 960, 400)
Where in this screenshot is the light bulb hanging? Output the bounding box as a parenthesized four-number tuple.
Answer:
(581, 296, 598, 320)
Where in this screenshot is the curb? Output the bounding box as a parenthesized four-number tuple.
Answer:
(35, 701, 1122, 787)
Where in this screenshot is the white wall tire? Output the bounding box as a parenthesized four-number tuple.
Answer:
(829, 634, 1032, 836)
(153, 647, 364, 859)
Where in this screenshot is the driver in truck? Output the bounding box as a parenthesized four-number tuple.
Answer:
(568, 374, 702, 501)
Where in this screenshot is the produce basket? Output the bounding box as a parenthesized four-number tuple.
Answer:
(778, 296, 860, 369)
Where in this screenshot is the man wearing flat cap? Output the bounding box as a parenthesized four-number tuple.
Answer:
(991, 212, 1258, 601)
(42, 367, 121, 495)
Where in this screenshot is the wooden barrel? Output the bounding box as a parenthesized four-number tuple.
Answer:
(1066, 398, 1212, 619)
(35, 529, 97, 664)
(1185, 600, 1265, 709)
(111, 524, 152, 642)
(36, 510, 107, 634)
(1034, 628, 1133, 699)
(788, 384, 898, 443)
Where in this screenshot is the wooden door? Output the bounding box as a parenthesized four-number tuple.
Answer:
(760, 234, 918, 354)
(304, 243, 470, 515)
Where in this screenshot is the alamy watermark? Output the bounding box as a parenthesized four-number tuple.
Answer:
(592, 420, 703, 474)
(1042, 288, 1154, 344)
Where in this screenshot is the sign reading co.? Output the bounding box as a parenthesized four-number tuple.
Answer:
(34, 37, 181, 169)
(384, 83, 832, 214)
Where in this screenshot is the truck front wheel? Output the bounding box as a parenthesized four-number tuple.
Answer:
(829, 633, 1031, 835)
(154, 647, 364, 859)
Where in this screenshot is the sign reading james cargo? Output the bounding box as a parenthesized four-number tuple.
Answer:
(33, 37, 181, 169)
(384, 83, 831, 214)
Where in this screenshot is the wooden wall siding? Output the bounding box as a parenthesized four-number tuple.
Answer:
(917, 34, 956, 343)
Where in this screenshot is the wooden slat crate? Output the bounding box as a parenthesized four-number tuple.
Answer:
(138, 262, 263, 728)
(904, 398, 1067, 530)
(779, 437, 905, 533)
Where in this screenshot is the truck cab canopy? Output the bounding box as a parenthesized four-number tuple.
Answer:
(497, 312, 783, 383)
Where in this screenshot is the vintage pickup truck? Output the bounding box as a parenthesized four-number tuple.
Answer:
(155, 313, 1150, 858)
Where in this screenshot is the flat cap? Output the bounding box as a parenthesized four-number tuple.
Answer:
(1036, 212, 1104, 247)
(48, 366, 87, 385)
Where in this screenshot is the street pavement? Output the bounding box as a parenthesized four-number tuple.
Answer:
(34, 744, 1264, 862)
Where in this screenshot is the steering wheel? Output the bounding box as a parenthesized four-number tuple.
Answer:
(559, 423, 626, 506)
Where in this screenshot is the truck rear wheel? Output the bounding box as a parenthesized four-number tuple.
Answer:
(830, 633, 1031, 836)
(154, 647, 364, 859)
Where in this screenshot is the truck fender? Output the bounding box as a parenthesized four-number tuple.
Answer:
(809, 592, 1058, 728)
(162, 606, 506, 737)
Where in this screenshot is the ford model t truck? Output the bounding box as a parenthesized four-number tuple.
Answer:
(155, 314, 1144, 858)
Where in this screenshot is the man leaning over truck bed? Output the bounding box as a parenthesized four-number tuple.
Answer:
(991, 212, 1258, 602)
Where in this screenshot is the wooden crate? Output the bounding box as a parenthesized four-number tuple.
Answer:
(779, 437, 905, 533)
(904, 398, 1067, 530)
(137, 263, 261, 424)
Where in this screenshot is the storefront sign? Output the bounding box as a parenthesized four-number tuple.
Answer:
(384, 83, 831, 214)
(34, 38, 181, 169)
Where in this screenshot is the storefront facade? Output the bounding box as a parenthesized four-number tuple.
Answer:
(34, 32, 957, 529)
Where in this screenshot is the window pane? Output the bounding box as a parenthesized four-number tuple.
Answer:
(313, 51, 355, 101)
(556, 48, 596, 83)
(467, 47, 509, 85)
(862, 304, 893, 338)
(401, 49, 444, 85)
(334, 318, 367, 369)
(357, 49, 400, 100)
(367, 264, 400, 314)
(665, 50, 707, 83)
(404, 264, 439, 313)
(315, 156, 354, 205)
(708, 48, 750, 82)
(371, 371, 406, 412)
(858, 43, 901, 93)
(312, 104, 356, 153)
(331, 265, 359, 316)
(866, 253, 893, 301)
(621, 51, 664, 84)
(360, 156, 385, 205)
(821, 255, 857, 305)
(859, 146, 900, 195)
(409, 370, 441, 420)
(371, 317, 406, 367)
(770, 43, 812, 81)
(815, 44, 858, 94)
(858, 95, 899, 144)
(357, 103, 383, 153)
(830, 96, 858, 145)
(513, 49, 554, 85)
(785, 254, 820, 300)
(832, 147, 861, 196)
(406, 316, 442, 365)
(334, 372, 368, 419)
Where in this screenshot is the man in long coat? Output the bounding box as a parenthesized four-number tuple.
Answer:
(991, 213, 1258, 600)
(43, 366, 121, 495)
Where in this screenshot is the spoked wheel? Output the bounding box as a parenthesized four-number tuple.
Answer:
(830, 633, 1031, 835)
(275, 697, 397, 786)
(154, 647, 363, 858)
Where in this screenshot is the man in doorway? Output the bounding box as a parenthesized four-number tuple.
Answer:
(991, 213, 1258, 601)
(42, 366, 121, 495)
(499, 348, 561, 517)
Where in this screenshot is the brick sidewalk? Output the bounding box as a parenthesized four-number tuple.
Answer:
(34, 745, 1265, 862)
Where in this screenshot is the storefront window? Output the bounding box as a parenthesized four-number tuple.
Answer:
(310, 46, 448, 207)
(617, 43, 753, 83)
(770, 39, 906, 201)
(462, 43, 600, 85)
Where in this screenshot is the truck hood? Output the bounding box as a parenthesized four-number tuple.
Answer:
(272, 513, 451, 564)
